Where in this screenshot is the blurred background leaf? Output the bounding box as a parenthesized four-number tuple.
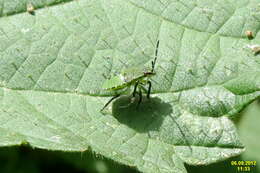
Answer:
(0, 146, 139, 173)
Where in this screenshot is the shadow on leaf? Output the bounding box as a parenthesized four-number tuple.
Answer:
(112, 95, 172, 132)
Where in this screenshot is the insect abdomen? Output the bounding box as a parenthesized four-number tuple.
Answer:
(102, 76, 126, 90)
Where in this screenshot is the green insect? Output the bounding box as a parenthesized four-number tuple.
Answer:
(101, 40, 160, 111)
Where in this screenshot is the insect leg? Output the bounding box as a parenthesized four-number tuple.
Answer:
(138, 84, 148, 96)
(101, 94, 120, 111)
(147, 80, 152, 99)
(137, 87, 142, 109)
(132, 81, 139, 97)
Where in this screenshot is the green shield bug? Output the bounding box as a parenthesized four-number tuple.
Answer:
(101, 40, 160, 111)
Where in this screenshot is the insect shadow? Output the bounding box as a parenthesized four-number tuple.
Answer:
(111, 95, 172, 132)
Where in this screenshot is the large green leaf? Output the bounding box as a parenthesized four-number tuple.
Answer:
(1, 0, 260, 172)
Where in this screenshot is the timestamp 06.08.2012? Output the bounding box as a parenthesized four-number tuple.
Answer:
(231, 160, 257, 172)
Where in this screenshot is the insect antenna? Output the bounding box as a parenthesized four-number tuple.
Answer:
(152, 40, 160, 73)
